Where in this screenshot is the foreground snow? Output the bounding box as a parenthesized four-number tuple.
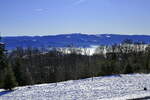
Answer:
(1, 74, 150, 100)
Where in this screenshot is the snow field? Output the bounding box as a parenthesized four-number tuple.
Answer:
(1, 74, 150, 100)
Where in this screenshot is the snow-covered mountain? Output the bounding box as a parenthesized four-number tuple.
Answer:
(2, 33, 150, 50)
(1, 74, 150, 100)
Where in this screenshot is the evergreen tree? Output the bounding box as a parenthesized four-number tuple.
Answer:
(0, 36, 6, 87)
(0, 36, 18, 90)
(3, 64, 18, 90)
(13, 59, 24, 86)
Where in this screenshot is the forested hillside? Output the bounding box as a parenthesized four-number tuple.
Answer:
(2, 34, 150, 50)
(0, 39, 150, 90)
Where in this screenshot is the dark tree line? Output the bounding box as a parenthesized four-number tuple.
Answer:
(0, 39, 150, 90)
(0, 40, 17, 90)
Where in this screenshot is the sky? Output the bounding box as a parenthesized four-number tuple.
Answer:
(0, 0, 150, 36)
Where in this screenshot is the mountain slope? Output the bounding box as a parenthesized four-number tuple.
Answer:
(2, 33, 150, 50)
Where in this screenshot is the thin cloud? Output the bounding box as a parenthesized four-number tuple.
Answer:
(35, 8, 44, 12)
(34, 8, 48, 13)
(74, 0, 87, 5)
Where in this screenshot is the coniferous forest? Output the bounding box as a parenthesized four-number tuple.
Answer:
(0, 39, 150, 90)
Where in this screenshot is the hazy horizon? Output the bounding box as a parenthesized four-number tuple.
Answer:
(2, 33, 150, 37)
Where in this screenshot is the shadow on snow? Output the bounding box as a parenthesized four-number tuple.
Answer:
(0, 90, 14, 96)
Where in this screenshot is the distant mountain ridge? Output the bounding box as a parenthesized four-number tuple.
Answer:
(2, 33, 150, 50)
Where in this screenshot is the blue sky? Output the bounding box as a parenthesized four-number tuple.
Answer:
(0, 0, 150, 36)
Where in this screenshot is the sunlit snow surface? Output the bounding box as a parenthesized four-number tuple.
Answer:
(1, 74, 150, 100)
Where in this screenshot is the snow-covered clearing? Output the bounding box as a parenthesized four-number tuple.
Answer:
(1, 74, 150, 100)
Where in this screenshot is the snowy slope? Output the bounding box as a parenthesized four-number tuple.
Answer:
(1, 74, 150, 100)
